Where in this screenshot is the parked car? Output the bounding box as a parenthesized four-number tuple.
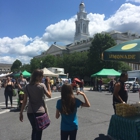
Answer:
(101, 84, 109, 91)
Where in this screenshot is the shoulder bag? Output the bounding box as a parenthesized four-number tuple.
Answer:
(26, 85, 50, 131)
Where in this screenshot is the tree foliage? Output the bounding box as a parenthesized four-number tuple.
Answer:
(61, 52, 88, 78)
(88, 33, 131, 74)
(26, 33, 132, 79)
(30, 58, 41, 72)
(88, 33, 116, 74)
(11, 59, 22, 72)
(43, 55, 57, 68)
(20, 64, 31, 72)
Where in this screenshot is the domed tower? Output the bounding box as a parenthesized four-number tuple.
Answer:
(74, 2, 90, 42)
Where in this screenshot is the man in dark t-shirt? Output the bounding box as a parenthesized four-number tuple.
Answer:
(113, 72, 128, 114)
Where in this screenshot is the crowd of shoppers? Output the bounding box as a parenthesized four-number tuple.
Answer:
(0, 69, 129, 140)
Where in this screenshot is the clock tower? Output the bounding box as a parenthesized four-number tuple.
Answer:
(74, 2, 90, 42)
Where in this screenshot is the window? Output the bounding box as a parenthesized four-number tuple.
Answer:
(78, 25, 80, 33)
(83, 24, 86, 33)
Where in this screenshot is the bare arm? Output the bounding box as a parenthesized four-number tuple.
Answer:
(113, 83, 124, 103)
(45, 83, 51, 98)
(55, 109, 60, 119)
(17, 81, 22, 90)
(19, 94, 27, 122)
(44, 77, 51, 98)
(77, 91, 90, 107)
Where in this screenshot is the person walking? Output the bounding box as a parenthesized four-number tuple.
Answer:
(56, 84, 90, 140)
(113, 72, 128, 114)
(109, 79, 114, 94)
(4, 76, 14, 108)
(98, 78, 103, 92)
(17, 73, 27, 110)
(19, 69, 51, 140)
(17, 73, 27, 93)
(80, 79, 84, 92)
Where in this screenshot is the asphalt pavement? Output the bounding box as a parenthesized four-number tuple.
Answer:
(0, 87, 139, 140)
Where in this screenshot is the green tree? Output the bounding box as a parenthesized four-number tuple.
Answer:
(20, 64, 31, 72)
(11, 59, 22, 72)
(59, 52, 88, 78)
(88, 33, 116, 74)
(117, 62, 132, 72)
(43, 55, 56, 68)
(88, 33, 131, 75)
(30, 58, 42, 72)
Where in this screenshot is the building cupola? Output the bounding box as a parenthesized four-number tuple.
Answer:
(79, 2, 85, 12)
(74, 2, 90, 42)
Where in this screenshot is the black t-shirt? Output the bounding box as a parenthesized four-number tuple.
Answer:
(113, 80, 128, 103)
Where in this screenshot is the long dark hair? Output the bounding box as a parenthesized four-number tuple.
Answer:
(61, 84, 76, 115)
(30, 69, 43, 85)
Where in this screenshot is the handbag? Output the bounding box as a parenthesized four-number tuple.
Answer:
(26, 85, 50, 131)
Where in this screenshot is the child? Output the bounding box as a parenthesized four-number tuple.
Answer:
(18, 91, 24, 110)
(56, 84, 90, 140)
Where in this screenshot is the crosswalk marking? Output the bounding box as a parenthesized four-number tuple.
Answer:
(0, 96, 61, 115)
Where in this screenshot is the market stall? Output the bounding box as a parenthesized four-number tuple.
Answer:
(103, 39, 140, 140)
(14, 70, 31, 78)
(103, 39, 140, 63)
(108, 103, 140, 140)
(91, 69, 121, 77)
(108, 115, 140, 140)
(90, 69, 120, 91)
(42, 67, 58, 77)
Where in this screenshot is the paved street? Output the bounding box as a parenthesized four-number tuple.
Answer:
(0, 87, 139, 140)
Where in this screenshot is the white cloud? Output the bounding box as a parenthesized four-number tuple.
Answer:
(0, 35, 49, 64)
(106, 3, 140, 33)
(42, 16, 76, 44)
(42, 3, 140, 42)
(126, 0, 140, 3)
(0, 3, 140, 64)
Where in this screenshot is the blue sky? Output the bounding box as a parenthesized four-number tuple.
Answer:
(0, 0, 140, 64)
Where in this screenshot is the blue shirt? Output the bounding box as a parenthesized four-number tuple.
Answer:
(56, 98, 82, 131)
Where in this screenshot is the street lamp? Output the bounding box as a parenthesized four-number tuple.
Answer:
(40, 60, 42, 69)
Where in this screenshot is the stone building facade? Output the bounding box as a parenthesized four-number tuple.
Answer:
(0, 63, 12, 74)
(35, 2, 140, 70)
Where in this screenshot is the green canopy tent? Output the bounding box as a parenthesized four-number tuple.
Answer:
(91, 69, 121, 77)
(14, 70, 31, 77)
(103, 39, 140, 63)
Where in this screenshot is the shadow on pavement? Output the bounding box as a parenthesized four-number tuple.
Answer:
(10, 108, 20, 112)
(94, 134, 111, 140)
(105, 93, 113, 95)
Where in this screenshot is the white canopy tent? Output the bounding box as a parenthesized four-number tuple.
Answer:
(42, 68, 58, 77)
(0, 72, 13, 79)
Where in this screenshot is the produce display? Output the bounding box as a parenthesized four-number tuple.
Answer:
(115, 103, 140, 117)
